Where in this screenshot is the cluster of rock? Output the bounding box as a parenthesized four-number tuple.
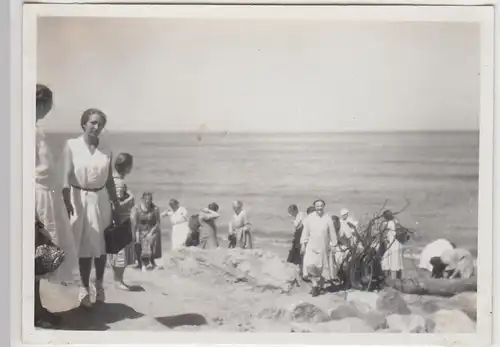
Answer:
(258, 289, 477, 333)
(164, 247, 477, 333)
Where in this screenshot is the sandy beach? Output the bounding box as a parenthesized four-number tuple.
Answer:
(38, 234, 477, 333)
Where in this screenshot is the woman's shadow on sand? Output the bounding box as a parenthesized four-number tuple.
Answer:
(155, 314, 208, 328)
(54, 303, 144, 331)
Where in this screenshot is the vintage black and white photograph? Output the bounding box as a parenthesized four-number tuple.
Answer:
(21, 4, 493, 345)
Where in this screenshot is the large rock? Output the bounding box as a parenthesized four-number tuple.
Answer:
(386, 314, 433, 333)
(361, 311, 388, 331)
(328, 300, 387, 330)
(409, 292, 477, 322)
(258, 301, 329, 323)
(328, 303, 360, 320)
(291, 318, 374, 333)
(346, 291, 378, 311)
(376, 288, 411, 315)
(289, 302, 330, 323)
(431, 309, 476, 333)
(447, 292, 477, 321)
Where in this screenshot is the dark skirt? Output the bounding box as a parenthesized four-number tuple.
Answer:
(287, 229, 303, 265)
(152, 231, 162, 259)
(287, 247, 302, 266)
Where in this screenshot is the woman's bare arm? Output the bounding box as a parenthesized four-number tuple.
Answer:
(106, 154, 118, 204)
(61, 143, 73, 214)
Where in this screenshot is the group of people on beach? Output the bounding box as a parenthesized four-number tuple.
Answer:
(285, 200, 404, 296)
(284, 200, 476, 297)
(34, 83, 258, 327)
(33, 83, 476, 327)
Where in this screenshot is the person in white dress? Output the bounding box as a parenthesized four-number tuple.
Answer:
(300, 200, 337, 297)
(228, 201, 253, 249)
(380, 210, 404, 280)
(161, 199, 190, 250)
(62, 108, 119, 308)
(35, 84, 78, 327)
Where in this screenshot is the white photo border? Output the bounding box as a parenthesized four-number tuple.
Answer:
(15, 3, 494, 346)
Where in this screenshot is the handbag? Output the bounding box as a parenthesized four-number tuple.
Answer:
(394, 220, 412, 244)
(34, 220, 65, 276)
(105, 219, 133, 254)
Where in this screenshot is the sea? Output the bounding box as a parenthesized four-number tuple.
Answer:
(44, 131, 479, 260)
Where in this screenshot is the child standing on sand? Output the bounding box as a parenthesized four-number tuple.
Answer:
(108, 153, 136, 289)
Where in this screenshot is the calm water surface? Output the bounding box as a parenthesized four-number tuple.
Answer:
(45, 131, 479, 257)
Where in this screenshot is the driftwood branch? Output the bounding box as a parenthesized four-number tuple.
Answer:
(335, 200, 412, 291)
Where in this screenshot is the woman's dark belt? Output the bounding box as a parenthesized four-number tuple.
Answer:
(71, 184, 106, 192)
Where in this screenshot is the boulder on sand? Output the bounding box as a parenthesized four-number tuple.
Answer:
(376, 288, 411, 315)
(289, 302, 330, 323)
(346, 291, 378, 311)
(447, 292, 477, 321)
(258, 301, 330, 323)
(430, 309, 476, 333)
(328, 301, 387, 331)
(386, 314, 433, 333)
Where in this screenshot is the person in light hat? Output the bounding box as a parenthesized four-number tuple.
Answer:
(339, 208, 358, 244)
(334, 208, 359, 273)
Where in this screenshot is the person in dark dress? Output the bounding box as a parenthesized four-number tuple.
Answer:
(131, 192, 162, 271)
(287, 204, 306, 278)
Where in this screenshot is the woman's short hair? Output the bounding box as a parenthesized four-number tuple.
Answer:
(288, 204, 299, 214)
(80, 108, 107, 130)
(114, 153, 133, 175)
(313, 199, 326, 207)
(306, 206, 315, 215)
(36, 84, 53, 107)
(142, 192, 153, 198)
(208, 202, 219, 212)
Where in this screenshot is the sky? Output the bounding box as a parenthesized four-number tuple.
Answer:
(37, 18, 480, 133)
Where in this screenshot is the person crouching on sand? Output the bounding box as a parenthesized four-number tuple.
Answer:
(300, 200, 337, 297)
(430, 247, 475, 279)
(287, 204, 305, 279)
(131, 192, 162, 271)
(229, 200, 253, 249)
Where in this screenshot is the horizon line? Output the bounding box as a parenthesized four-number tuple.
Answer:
(44, 129, 480, 134)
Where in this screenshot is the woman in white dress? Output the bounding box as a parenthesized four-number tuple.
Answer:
(161, 199, 190, 250)
(300, 199, 337, 297)
(62, 108, 119, 308)
(380, 210, 404, 280)
(35, 84, 78, 327)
